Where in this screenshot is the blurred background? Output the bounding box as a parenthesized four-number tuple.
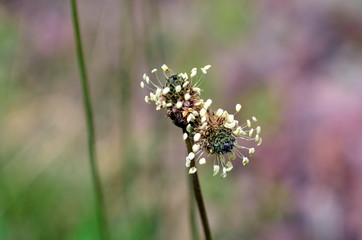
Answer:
(1, 0, 362, 239)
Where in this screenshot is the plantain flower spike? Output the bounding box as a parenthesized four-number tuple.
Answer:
(141, 64, 262, 177)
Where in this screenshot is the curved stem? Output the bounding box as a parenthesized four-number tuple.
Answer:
(188, 174, 199, 240)
(184, 130, 212, 240)
(70, 1, 110, 239)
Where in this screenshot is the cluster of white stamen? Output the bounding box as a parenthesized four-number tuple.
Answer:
(192, 103, 262, 177)
(142, 64, 262, 178)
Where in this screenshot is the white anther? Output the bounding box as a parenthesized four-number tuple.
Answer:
(233, 126, 242, 135)
(226, 161, 233, 171)
(204, 99, 212, 109)
(247, 119, 251, 128)
(182, 81, 189, 88)
(161, 64, 169, 72)
(200, 108, 207, 117)
(188, 152, 195, 160)
(249, 148, 255, 156)
(227, 114, 234, 123)
(252, 116, 258, 122)
(256, 126, 261, 134)
(192, 111, 199, 117)
(144, 96, 150, 103)
(162, 87, 170, 95)
(140, 82, 144, 88)
(145, 76, 150, 84)
(249, 128, 254, 137)
(150, 92, 156, 101)
(183, 133, 188, 141)
(175, 85, 182, 93)
(189, 167, 197, 174)
(192, 87, 201, 92)
(242, 157, 249, 166)
(176, 101, 183, 109)
(235, 104, 242, 112)
(187, 113, 195, 122)
(222, 110, 228, 118)
(186, 124, 192, 132)
(200, 122, 207, 130)
(151, 69, 157, 73)
(224, 121, 236, 129)
(199, 158, 206, 165)
(193, 133, 201, 142)
(192, 144, 200, 152)
(204, 65, 211, 70)
(184, 93, 191, 101)
(216, 109, 223, 117)
(213, 165, 220, 176)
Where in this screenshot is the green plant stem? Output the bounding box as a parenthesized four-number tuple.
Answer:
(184, 130, 212, 240)
(188, 174, 199, 240)
(70, 1, 110, 239)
